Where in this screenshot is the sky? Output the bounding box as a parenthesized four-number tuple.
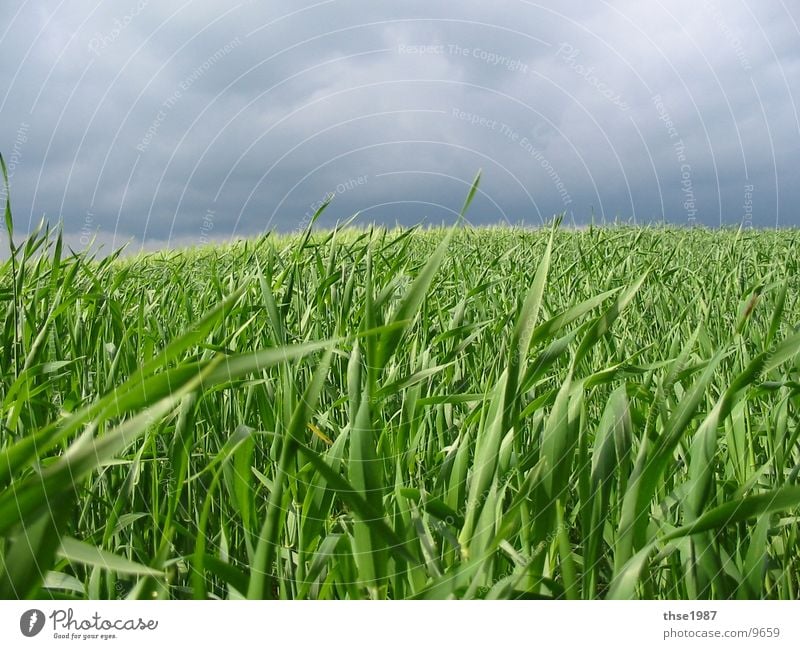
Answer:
(1, 0, 799, 252)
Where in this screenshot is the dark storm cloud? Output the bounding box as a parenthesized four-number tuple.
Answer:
(1, 0, 798, 251)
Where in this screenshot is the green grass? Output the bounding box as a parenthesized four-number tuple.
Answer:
(2, 164, 800, 599)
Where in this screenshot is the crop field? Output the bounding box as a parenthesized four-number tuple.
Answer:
(2, 177, 800, 600)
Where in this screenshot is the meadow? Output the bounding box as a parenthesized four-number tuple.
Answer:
(2, 169, 800, 600)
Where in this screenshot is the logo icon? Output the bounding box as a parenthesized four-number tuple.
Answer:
(20, 609, 45, 637)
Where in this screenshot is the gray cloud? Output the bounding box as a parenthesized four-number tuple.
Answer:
(1, 0, 798, 250)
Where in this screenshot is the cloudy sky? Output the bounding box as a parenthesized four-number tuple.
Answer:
(1, 1, 798, 251)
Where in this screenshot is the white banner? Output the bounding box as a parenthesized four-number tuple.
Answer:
(1, 601, 797, 648)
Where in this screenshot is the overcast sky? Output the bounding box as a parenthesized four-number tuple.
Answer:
(1, 1, 798, 251)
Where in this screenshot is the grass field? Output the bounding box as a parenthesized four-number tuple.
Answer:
(2, 170, 800, 600)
